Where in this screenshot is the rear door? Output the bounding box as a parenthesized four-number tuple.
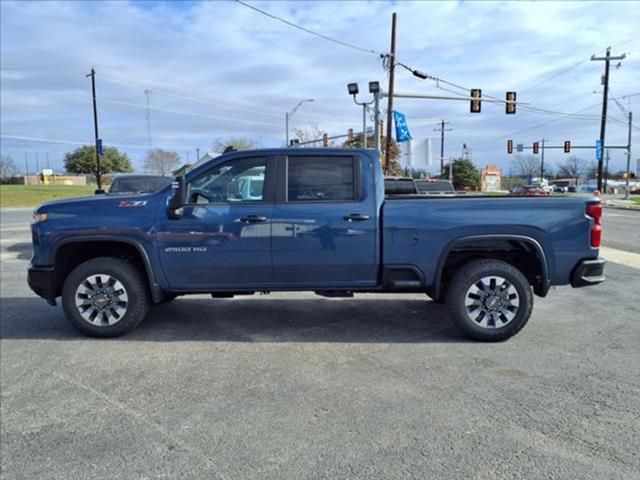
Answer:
(271, 154, 377, 287)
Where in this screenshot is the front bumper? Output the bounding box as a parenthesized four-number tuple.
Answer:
(27, 264, 57, 305)
(571, 257, 606, 288)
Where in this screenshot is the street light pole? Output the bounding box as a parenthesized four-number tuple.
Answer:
(285, 99, 314, 147)
(625, 111, 633, 199)
(347, 82, 379, 149)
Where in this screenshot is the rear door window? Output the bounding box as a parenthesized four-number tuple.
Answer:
(287, 156, 357, 202)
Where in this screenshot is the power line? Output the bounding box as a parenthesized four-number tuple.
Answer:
(519, 59, 587, 95)
(470, 102, 603, 146)
(234, 0, 383, 56)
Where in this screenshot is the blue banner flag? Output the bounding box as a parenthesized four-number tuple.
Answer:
(393, 110, 412, 142)
(97, 138, 104, 156)
(595, 139, 603, 161)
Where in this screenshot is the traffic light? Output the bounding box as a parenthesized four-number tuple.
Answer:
(505, 91, 516, 114)
(470, 89, 482, 113)
(564, 140, 571, 153)
(507, 139, 513, 154)
(322, 133, 328, 147)
(347, 128, 353, 142)
(533, 142, 539, 154)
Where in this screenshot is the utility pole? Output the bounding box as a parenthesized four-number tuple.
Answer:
(196, 148, 200, 162)
(35, 152, 39, 174)
(86, 68, 102, 190)
(384, 12, 397, 174)
(373, 92, 381, 150)
(604, 149, 610, 192)
(24, 152, 29, 179)
(540, 138, 546, 179)
(591, 47, 626, 192)
(625, 111, 633, 199)
(433, 120, 451, 176)
(46, 152, 50, 169)
(144, 89, 152, 147)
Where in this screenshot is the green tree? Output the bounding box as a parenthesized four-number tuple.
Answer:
(342, 133, 403, 175)
(64, 145, 132, 180)
(450, 158, 480, 190)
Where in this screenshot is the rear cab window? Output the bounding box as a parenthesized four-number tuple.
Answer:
(286, 156, 359, 202)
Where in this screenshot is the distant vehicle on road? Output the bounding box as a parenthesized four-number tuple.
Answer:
(511, 185, 551, 196)
(108, 174, 173, 195)
(29, 148, 605, 342)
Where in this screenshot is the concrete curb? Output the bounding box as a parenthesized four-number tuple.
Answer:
(603, 203, 640, 211)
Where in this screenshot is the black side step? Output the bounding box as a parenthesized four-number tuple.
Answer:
(315, 291, 354, 298)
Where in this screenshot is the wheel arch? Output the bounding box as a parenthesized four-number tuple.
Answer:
(53, 236, 163, 303)
(431, 234, 550, 301)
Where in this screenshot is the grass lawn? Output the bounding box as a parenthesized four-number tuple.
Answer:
(0, 184, 97, 208)
(631, 196, 640, 206)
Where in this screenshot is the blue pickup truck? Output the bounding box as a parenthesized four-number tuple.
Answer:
(28, 148, 605, 341)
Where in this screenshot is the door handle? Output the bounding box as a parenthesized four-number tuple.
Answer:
(239, 215, 268, 223)
(343, 213, 370, 222)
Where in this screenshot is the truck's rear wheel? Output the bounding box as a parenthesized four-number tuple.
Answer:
(445, 259, 533, 341)
(62, 257, 149, 337)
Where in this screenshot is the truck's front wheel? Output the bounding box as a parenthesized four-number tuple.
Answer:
(61, 257, 149, 337)
(445, 259, 533, 341)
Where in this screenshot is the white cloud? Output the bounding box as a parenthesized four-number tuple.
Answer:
(1, 0, 639, 173)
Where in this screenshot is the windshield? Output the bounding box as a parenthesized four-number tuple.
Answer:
(109, 176, 172, 194)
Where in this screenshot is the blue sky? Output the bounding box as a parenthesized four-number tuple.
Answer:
(1, 0, 639, 174)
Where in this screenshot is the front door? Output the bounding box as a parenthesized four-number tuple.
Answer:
(156, 155, 275, 289)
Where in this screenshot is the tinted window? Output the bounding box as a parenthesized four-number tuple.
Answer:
(189, 157, 266, 203)
(287, 156, 356, 201)
(384, 179, 417, 194)
(415, 180, 455, 192)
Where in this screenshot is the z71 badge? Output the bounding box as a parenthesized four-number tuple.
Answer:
(118, 200, 148, 208)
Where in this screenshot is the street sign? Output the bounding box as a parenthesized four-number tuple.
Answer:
(97, 138, 104, 156)
(516, 143, 523, 152)
(595, 139, 603, 160)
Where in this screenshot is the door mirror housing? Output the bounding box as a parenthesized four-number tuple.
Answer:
(167, 176, 187, 219)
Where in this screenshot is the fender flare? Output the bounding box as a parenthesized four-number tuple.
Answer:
(52, 235, 164, 303)
(432, 234, 550, 300)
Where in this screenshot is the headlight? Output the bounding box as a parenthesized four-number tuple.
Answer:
(32, 211, 47, 223)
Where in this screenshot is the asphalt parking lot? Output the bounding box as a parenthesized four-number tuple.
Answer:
(1, 208, 639, 479)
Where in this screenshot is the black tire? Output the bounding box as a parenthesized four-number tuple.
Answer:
(445, 259, 533, 342)
(61, 257, 149, 337)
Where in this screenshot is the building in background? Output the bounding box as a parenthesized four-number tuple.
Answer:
(480, 165, 502, 192)
(398, 137, 433, 173)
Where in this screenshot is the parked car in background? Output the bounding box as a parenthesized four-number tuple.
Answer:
(108, 174, 173, 195)
(414, 178, 455, 194)
(511, 185, 551, 196)
(384, 176, 418, 195)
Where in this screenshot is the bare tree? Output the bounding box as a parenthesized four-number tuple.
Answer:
(511, 155, 541, 178)
(293, 123, 335, 147)
(143, 149, 181, 175)
(0, 155, 18, 177)
(212, 137, 261, 152)
(557, 156, 588, 184)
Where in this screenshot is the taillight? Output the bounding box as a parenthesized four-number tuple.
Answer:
(586, 203, 603, 248)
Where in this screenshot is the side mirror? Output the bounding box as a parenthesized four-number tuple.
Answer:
(94, 188, 106, 195)
(167, 176, 187, 219)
